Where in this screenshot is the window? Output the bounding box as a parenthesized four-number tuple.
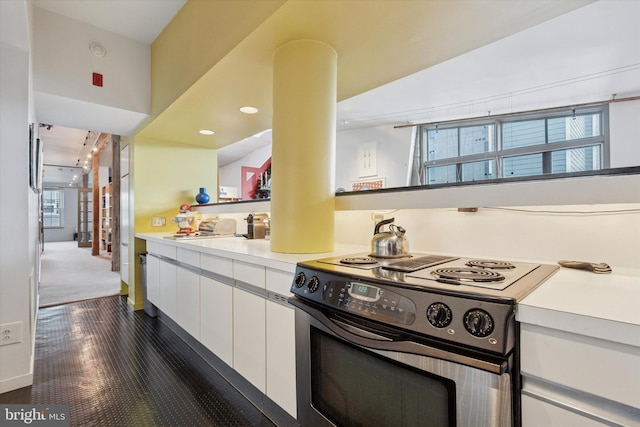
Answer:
(43, 189, 64, 228)
(410, 105, 608, 186)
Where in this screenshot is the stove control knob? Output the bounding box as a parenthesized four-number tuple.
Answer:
(427, 303, 452, 328)
(294, 272, 306, 288)
(464, 309, 494, 337)
(307, 276, 320, 293)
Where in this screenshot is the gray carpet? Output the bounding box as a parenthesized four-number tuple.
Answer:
(39, 241, 121, 307)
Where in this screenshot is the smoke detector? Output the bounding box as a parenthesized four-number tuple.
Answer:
(89, 42, 106, 58)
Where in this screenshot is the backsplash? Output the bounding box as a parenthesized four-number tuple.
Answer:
(334, 204, 640, 272)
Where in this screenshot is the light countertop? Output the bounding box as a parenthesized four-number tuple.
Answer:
(136, 232, 366, 273)
(137, 232, 640, 346)
(518, 269, 640, 347)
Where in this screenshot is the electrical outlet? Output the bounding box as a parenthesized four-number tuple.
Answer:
(372, 213, 384, 223)
(0, 321, 23, 346)
(151, 217, 166, 227)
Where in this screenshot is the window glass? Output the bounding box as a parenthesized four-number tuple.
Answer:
(43, 189, 63, 228)
(427, 165, 457, 184)
(460, 125, 495, 156)
(552, 145, 601, 173)
(427, 128, 458, 160)
(410, 105, 607, 188)
(502, 120, 545, 149)
(461, 160, 495, 182)
(503, 153, 543, 178)
(548, 113, 601, 143)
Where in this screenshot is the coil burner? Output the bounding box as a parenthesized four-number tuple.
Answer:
(432, 267, 505, 283)
(465, 260, 516, 270)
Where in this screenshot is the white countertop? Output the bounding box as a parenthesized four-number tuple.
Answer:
(136, 232, 366, 273)
(137, 232, 640, 347)
(518, 269, 640, 347)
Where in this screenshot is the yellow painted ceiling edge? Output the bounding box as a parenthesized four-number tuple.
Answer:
(141, 0, 594, 150)
(150, 0, 286, 118)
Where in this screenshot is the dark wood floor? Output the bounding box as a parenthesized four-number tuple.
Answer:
(0, 296, 276, 427)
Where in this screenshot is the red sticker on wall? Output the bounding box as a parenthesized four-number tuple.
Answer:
(92, 73, 103, 87)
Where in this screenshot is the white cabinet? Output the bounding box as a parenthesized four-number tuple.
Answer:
(234, 260, 265, 288)
(522, 394, 609, 427)
(159, 259, 177, 319)
(176, 266, 200, 340)
(520, 323, 640, 426)
(200, 276, 233, 367)
(266, 300, 297, 418)
(233, 287, 266, 393)
(201, 253, 233, 277)
(146, 254, 160, 306)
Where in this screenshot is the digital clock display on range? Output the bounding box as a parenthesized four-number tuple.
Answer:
(348, 282, 380, 301)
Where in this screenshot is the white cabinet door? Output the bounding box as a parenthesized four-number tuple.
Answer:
(200, 276, 233, 367)
(233, 288, 266, 392)
(176, 266, 201, 340)
(146, 254, 160, 306)
(159, 260, 177, 319)
(266, 300, 297, 418)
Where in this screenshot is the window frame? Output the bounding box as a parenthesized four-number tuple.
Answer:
(413, 104, 609, 186)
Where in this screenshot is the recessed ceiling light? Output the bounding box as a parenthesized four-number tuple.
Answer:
(240, 106, 259, 114)
(199, 129, 215, 135)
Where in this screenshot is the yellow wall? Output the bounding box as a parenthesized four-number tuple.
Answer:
(133, 137, 217, 233)
(128, 136, 217, 309)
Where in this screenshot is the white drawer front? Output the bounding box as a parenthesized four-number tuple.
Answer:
(146, 241, 160, 255)
(266, 268, 294, 295)
(520, 323, 640, 409)
(201, 253, 233, 278)
(177, 247, 200, 268)
(234, 261, 265, 288)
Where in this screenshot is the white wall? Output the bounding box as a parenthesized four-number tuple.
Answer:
(218, 144, 271, 198)
(335, 124, 413, 191)
(0, 0, 38, 393)
(609, 100, 640, 168)
(334, 204, 640, 272)
(32, 7, 149, 114)
(31, 7, 149, 135)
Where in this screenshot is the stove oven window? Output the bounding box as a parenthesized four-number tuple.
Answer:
(310, 328, 456, 427)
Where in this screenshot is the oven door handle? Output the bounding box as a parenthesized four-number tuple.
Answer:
(291, 298, 508, 375)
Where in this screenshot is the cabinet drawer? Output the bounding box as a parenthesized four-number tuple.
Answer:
(146, 241, 160, 255)
(522, 394, 607, 427)
(201, 253, 233, 278)
(177, 247, 200, 268)
(520, 323, 640, 409)
(266, 268, 294, 295)
(147, 241, 176, 259)
(234, 261, 265, 289)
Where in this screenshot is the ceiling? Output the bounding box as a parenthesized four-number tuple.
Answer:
(34, 0, 640, 186)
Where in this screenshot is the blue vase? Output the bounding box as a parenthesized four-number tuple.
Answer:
(195, 187, 210, 204)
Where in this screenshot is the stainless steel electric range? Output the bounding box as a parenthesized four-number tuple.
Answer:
(289, 253, 559, 427)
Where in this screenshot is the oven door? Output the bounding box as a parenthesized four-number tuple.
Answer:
(291, 298, 515, 427)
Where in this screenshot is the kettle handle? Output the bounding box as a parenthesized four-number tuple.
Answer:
(373, 217, 395, 234)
